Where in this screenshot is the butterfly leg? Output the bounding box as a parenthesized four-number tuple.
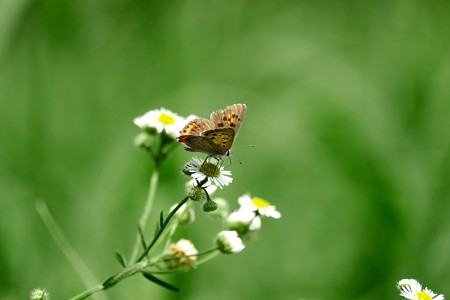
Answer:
(200, 155, 211, 170)
(213, 157, 223, 170)
(223, 155, 232, 168)
(201, 156, 223, 173)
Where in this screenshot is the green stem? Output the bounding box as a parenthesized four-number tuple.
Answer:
(136, 196, 189, 262)
(69, 260, 149, 300)
(196, 248, 220, 266)
(102, 261, 149, 289)
(130, 167, 160, 262)
(149, 248, 218, 267)
(68, 285, 104, 300)
(35, 200, 106, 300)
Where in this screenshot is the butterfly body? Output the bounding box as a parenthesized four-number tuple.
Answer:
(177, 104, 247, 157)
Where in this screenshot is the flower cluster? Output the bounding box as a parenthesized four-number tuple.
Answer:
(397, 278, 444, 300)
(33, 106, 446, 300)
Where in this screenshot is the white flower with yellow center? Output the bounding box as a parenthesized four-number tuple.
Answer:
(227, 208, 261, 232)
(185, 157, 232, 189)
(167, 239, 198, 269)
(134, 108, 186, 138)
(238, 194, 281, 219)
(397, 279, 444, 300)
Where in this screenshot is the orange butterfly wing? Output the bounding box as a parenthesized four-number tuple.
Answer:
(202, 128, 235, 155)
(210, 104, 247, 135)
(179, 118, 214, 135)
(178, 103, 246, 156)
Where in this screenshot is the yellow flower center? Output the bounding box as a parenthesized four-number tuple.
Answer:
(416, 291, 432, 300)
(200, 162, 220, 177)
(252, 197, 270, 208)
(158, 113, 175, 125)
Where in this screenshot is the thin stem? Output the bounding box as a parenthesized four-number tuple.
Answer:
(69, 260, 149, 300)
(149, 248, 219, 267)
(35, 200, 106, 300)
(136, 196, 190, 262)
(68, 285, 104, 300)
(130, 166, 160, 262)
(102, 261, 149, 289)
(196, 248, 220, 266)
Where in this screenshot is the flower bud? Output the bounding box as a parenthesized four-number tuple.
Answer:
(169, 203, 195, 225)
(30, 288, 49, 300)
(203, 200, 218, 212)
(185, 179, 218, 195)
(216, 230, 245, 254)
(186, 185, 206, 202)
(134, 132, 153, 150)
(206, 198, 229, 220)
(165, 239, 198, 269)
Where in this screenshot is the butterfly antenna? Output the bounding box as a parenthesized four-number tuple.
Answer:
(231, 152, 243, 165)
(229, 144, 255, 166)
(234, 144, 256, 150)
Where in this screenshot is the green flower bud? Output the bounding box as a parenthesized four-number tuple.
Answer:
(203, 200, 218, 212)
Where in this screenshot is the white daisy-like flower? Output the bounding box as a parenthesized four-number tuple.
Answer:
(134, 108, 187, 138)
(238, 194, 281, 219)
(397, 278, 445, 300)
(216, 230, 245, 254)
(166, 239, 198, 269)
(185, 157, 232, 189)
(228, 208, 261, 232)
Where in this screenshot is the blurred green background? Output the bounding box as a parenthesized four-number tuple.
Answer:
(1, 0, 449, 299)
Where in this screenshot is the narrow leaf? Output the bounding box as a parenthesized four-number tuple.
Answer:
(102, 275, 117, 289)
(159, 210, 164, 228)
(138, 225, 147, 250)
(142, 272, 180, 292)
(115, 250, 127, 267)
(154, 220, 161, 238)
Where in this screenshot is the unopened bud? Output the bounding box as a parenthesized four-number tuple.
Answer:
(203, 200, 218, 212)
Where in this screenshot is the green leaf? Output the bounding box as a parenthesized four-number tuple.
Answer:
(142, 272, 180, 292)
(102, 275, 117, 289)
(154, 220, 160, 238)
(103, 261, 148, 289)
(115, 250, 127, 267)
(138, 225, 147, 250)
(159, 210, 164, 228)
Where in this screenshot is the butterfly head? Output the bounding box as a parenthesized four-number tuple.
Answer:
(212, 149, 232, 158)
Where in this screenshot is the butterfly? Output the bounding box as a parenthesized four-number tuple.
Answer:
(177, 104, 247, 158)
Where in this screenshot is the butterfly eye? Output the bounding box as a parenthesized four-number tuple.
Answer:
(226, 150, 232, 157)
